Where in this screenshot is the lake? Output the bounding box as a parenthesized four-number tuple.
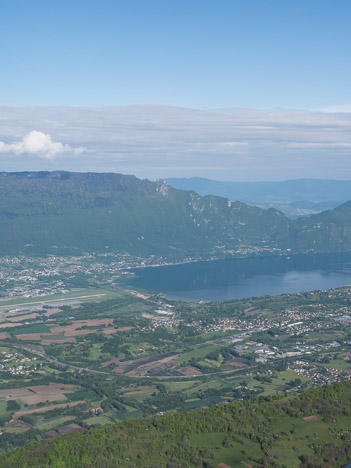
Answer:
(121, 253, 351, 301)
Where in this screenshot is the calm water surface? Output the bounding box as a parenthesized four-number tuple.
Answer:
(121, 253, 351, 301)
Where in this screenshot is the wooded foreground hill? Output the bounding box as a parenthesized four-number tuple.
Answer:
(0, 171, 351, 259)
(0, 380, 350, 467)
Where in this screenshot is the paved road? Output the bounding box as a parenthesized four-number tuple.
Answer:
(1, 340, 257, 380)
(1, 340, 340, 381)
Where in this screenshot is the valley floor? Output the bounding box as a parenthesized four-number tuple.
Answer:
(0, 269, 350, 463)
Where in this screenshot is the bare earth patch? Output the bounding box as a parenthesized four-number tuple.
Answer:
(102, 328, 118, 335)
(131, 355, 179, 376)
(43, 308, 62, 317)
(101, 358, 121, 367)
(129, 290, 150, 300)
(244, 307, 260, 317)
(0, 384, 78, 404)
(5, 420, 32, 434)
(17, 333, 48, 341)
(12, 401, 84, 420)
(17, 332, 77, 343)
(53, 319, 114, 337)
(113, 353, 178, 374)
(60, 423, 86, 435)
(227, 358, 248, 367)
(0, 323, 21, 329)
(18, 394, 67, 405)
(28, 384, 77, 392)
(43, 430, 58, 438)
(303, 415, 320, 422)
(0, 388, 33, 398)
(241, 462, 253, 468)
(16, 318, 117, 342)
(7, 313, 39, 322)
(176, 366, 203, 376)
(142, 313, 155, 319)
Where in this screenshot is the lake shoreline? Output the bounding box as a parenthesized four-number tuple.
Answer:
(119, 252, 351, 302)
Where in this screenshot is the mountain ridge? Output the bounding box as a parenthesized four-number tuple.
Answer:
(166, 177, 351, 216)
(165, 176, 351, 202)
(0, 171, 350, 259)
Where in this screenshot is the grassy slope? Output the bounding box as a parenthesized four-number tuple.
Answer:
(0, 380, 350, 468)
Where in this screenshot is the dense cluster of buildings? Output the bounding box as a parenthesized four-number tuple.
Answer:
(0, 352, 39, 375)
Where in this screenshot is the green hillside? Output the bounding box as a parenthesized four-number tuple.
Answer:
(292, 201, 351, 252)
(0, 171, 290, 258)
(0, 380, 350, 468)
(0, 171, 350, 259)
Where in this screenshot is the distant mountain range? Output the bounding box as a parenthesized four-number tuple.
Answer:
(0, 171, 351, 259)
(166, 177, 351, 217)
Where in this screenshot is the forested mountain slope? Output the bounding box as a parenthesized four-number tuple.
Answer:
(292, 201, 351, 252)
(0, 381, 350, 468)
(0, 171, 350, 259)
(0, 171, 289, 257)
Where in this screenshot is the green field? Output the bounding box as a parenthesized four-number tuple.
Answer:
(1, 380, 351, 467)
(0, 284, 351, 458)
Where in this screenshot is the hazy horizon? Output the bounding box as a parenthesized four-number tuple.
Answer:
(1, 2, 350, 180)
(1, 168, 351, 185)
(0, 104, 350, 181)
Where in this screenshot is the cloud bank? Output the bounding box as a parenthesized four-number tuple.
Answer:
(0, 105, 350, 180)
(0, 130, 85, 159)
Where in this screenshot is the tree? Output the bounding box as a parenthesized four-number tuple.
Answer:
(6, 400, 20, 412)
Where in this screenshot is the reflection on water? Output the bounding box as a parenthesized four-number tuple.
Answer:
(121, 253, 351, 301)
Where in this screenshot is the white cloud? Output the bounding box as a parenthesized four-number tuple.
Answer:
(317, 105, 351, 113)
(0, 130, 85, 159)
(221, 141, 249, 147)
(287, 142, 351, 149)
(0, 105, 350, 180)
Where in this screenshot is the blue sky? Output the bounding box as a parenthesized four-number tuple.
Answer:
(1, 0, 351, 109)
(0, 1, 350, 180)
